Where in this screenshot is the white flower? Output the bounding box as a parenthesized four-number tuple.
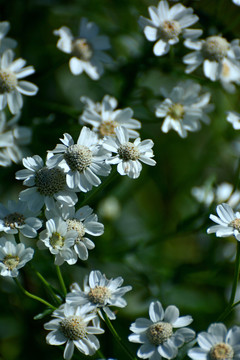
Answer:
(103, 126, 156, 179)
(207, 203, 240, 240)
(0, 200, 42, 239)
(227, 111, 240, 130)
(188, 323, 240, 360)
(215, 183, 240, 209)
(54, 18, 111, 80)
(80, 95, 141, 139)
(38, 217, 78, 266)
(139, 0, 202, 56)
(0, 235, 34, 277)
(0, 21, 17, 53)
(191, 185, 215, 207)
(129, 300, 195, 360)
(183, 36, 240, 88)
(233, 0, 240, 5)
(0, 49, 38, 114)
(15, 155, 78, 212)
(46, 126, 111, 193)
(46, 204, 104, 261)
(44, 303, 104, 360)
(0, 111, 32, 166)
(155, 81, 213, 138)
(66, 270, 132, 320)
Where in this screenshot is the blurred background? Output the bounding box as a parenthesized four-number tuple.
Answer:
(0, 0, 240, 359)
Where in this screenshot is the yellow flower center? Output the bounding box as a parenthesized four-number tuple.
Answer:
(99, 121, 118, 137)
(210, 343, 234, 360)
(202, 36, 230, 61)
(64, 144, 93, 172)
(147, 322, 173, 345)
(72, 38, 93, 61)
(60, 316, 87, 340)
(88, 286, 111, 305)
(0, 70, 17, 94)
(168, 103, 185, 120)
(4, 212, 25, 229)
(160, 20, 181, 40)
(118, 142, 140, 161)
(3, 255, 20, 270)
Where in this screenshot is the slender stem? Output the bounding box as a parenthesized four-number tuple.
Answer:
(103, 312, 137, 360)
(14, 278, 56, 310)
(96, 349, 105, 358)
(218, 241, 240, 321)
(56, 265, 67, 297)
(29, 264, 62, 305)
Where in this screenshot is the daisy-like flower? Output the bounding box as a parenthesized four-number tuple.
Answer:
(44, 303, 104, 360)
(54, 18, 111, 80)
(183, 36, 240, 87)
(0, 199, 42, 239)
(0, 235, 34, 277)
(66, 270, 132, 320)
(38, 217, 78, 266)
(46, 126, 111, 193)
(155, 81, 213, 138)
(103, 126, 156, 179)
(0, 49, 38, 114)
(207, 203, 240, 241)
(188, 323, 240, 360)
(139, 0, 202, 57)
(80, 94, 141, 139)
(129, 300, 195, 360)
(0, 21, 17, 53)
(15, 155, 78, 212)
(0, 111, 32, 167)
(227, 111, 240, 130)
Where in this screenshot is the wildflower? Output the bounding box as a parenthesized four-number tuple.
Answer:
(0, 235, 34, 277)
(0, 111, 32, 167)
(183, 36, 240, 88)
(66, 270, 132, 320)
(0, 199, 42, 239)
(139, 0, 201, 56)
(227, 111, 240, 130)
(15, 155, 78, 212)
(233, 0, 240, 5)
(0, 49, 38, 114)
(188, 323, 240, 360)
(155, 80, 213, 138)
(47, 127, 111, 192)
(0, 21, 17, 53)
(103, 126, 156, 179)
(80, 95, 141, 139)
(39, 217, 78, 266)
(129, 300, 195, 360)
(44, 303, 104, 359)
(54, 18, 111, 80)
(207, 203, 240, 240)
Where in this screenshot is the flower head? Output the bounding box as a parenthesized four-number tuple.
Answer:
(0, 49, 38, 114)
(0, 21, 17, 53)
(103, 126, 156, 179)
(44, 303, 104, 360)
(207, 203, 240, 240)
(47, 127, 111, 192)
(0, 235, 34, 277)
(227, 111, 240, 130)
(15, 155, 78, 212)
(139, 0, 202, 56)
(80, 95, 141, 139)
(155, 80, 213, 138)
(54, 18, 111, 80)
(66, 270, 132, 320)
(188, 323, 240, 360)
(129, 300, 195, 360)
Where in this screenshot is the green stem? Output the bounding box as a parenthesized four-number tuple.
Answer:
(96, 349, 105, 358)
(14, 278, 56, 310)
(29, 264, 62, 305)
(103, 312, 137, 360)
(56, 265, 67, 297)
(218, 241, 240, 321)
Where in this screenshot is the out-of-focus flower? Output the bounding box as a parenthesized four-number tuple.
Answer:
(66, 270, 132, 320)
(233, 0, 240, 5)
(80, 95, 141, 139)
(155, 80, 213, 138)
(207, 203, 240, 241)
(103, 126, 156, 179)
(188, 323, 240, 360)
(227, 111, 240, 130)
(47, 127, 111, 193)
(54, 18, 111, 80)
(98, 196, 121, 220)
(0, 49, 38, 114)
(44, 303, 104, 359)
(16, 155, 78, 212)
(0, 21, 17, 53)
(129, 300, 195, 360)
(38, 217, 78, 266)
(139, 0, 201, 56)
(0, 235, 34, 277)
